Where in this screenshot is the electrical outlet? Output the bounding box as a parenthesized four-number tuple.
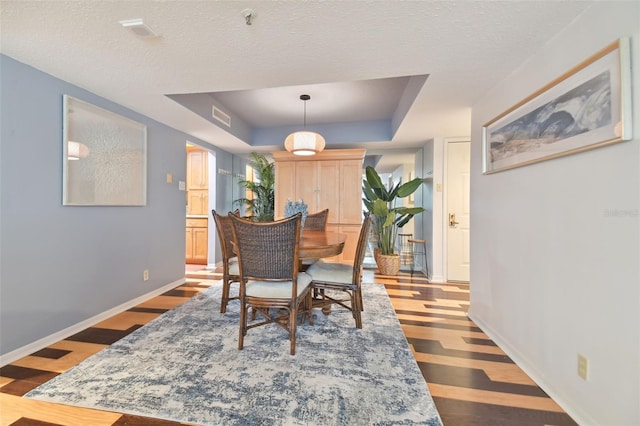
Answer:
(578, 354, 589, 380)
(143, 269, 149, 281)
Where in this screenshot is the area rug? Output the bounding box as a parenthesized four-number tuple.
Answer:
(26, 282, 442, 426)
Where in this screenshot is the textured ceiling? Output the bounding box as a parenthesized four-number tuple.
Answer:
(1, 0, 594, 170)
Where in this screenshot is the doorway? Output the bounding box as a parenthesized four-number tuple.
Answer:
(185, 143, 216, 268)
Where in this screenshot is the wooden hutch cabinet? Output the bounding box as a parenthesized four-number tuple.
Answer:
(272, 149, 365, 262)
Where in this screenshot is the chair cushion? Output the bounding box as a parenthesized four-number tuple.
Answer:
(306, 260, 353, 284)
(228, 261, 239, 276)
(246, 273, 312, 299)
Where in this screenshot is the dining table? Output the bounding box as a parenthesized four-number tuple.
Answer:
(299, 230, 346, 260)
(230, 229, 346, 261)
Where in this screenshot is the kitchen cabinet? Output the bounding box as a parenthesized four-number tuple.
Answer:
(186, 218, 208, 264)
(187, 189, 208, 216)
(187, 149, 208, 189)
(186, 146, 209, 215)
(186, 146, 209, 263)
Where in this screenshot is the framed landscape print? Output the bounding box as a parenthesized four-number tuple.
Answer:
(482, 38, 632, 174)
(63, 95, 147, 206)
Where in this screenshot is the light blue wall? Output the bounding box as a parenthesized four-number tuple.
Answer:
(418, 141, 434, 278)
(0, 55, 235, 356)
(253, 120, 392, 146)
(209, 149, 249, 265)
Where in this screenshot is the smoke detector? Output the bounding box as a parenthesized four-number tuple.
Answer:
(241, 9, 255, 25)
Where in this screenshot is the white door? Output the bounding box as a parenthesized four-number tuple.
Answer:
(446, 141, 470, 282)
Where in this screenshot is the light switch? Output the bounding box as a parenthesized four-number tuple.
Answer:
(178, 181, 186, 191)
(166, 173, 173, 184)
(436, 183, 443, 192)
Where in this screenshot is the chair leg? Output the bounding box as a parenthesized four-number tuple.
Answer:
(352, 290, 362, 329)
(300, 291, 313, 325)
(238, 301, 247, 350)
(289, 305, 297, 355)
(220, 279, 229, 313)
(307, 292, 314, 326)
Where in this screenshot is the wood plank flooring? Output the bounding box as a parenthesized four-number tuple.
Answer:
(0, 267, 577, 425)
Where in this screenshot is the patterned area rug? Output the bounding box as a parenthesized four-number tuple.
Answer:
(26, 282, 442, 425)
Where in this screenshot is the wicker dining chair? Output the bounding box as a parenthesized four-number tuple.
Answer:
(306, 213, 371, 328)
(299, 209, 330, 270)
(304, 209, 329, 231)
(211, 209, 240, 313)
(229, 213, 313, 355)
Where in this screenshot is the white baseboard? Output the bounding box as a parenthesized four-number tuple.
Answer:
(430, 274, 446, 283)
(467, 310, 592, 426)
(0, 278, 186, 367)
(206, 261, 222, 270)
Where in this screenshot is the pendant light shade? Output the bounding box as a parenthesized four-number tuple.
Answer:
(284, 95, 325, 156)
(67, 141, 90, 160)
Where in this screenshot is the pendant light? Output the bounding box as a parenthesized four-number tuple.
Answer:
(67, 141, 90, 160)
(284, 94, 326, 156)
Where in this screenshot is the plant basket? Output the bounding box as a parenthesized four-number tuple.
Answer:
(375, 251, 400, 275)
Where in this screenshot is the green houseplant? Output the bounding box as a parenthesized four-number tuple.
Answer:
(362, 166, 425, 274)
(234, 152, 275, 222)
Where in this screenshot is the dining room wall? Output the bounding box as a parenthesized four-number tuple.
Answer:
(0, 55, 235, 361)
(468, 2, 639, 425)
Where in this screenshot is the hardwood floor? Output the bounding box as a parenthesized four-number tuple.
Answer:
(0, 267, 577, 425)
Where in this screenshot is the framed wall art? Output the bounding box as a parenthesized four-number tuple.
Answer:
(482, 38, 632, 174)
(63, 95, 147, 206)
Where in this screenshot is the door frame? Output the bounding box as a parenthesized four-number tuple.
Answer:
(185, 142, 217, 268)
(442, 137, 470, 283)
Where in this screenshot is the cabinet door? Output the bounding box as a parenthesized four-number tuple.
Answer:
(339, 160, 364, 224)
(323, 224, 360, 262)
(185, 227, 194, 261)
(187, 150, 208, 189)
(338, 224, 362, 262)
(187, 190, 208, 215)
(274, 161, 296, 219)
(192, 227, 208, 264)
(317, 160, 340, 223)
(295, 161, 319, 212)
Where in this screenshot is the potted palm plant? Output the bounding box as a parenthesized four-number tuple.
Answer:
(234, 152, 275, 222)
(362, 166, 425, 275)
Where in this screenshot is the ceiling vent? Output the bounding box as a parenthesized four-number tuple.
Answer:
(212, 106, 231, 127)
(119, 19, 158, 38)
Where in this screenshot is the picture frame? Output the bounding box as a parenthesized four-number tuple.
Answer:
(482, 38, 632, 174)
(63, 95, 147, 206)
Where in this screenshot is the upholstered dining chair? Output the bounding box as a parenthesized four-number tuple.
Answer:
(299, 209, 329, 271)
(211, 209, 240, 313)
(229, 213, 313, 355)
(304, 209, 329, 231)
(306, 213, 371, 329)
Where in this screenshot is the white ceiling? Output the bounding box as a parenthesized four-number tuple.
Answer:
(0, 1, 594, 171)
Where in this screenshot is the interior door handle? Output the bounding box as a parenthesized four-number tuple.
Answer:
(449, 213, 459, 227)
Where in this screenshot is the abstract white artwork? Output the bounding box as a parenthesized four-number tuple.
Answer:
(63, 95, 147, 205)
